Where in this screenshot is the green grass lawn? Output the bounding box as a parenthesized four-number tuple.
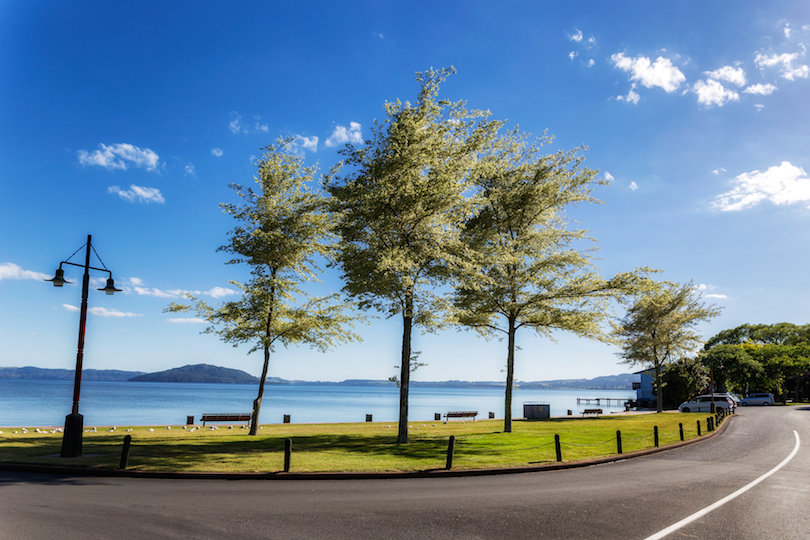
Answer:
(0, 413, 721, 473)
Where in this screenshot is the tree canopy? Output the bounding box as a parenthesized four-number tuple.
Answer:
(452, 127, 649, 432)
(326, 67, 501, 443)
(612, 281, 721, 412)
(167, 139, 359, 435)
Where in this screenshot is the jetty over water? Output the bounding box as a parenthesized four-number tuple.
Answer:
(576, 397, 628, 406)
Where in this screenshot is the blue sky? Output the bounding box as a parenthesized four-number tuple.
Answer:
(2, 1, 809, 382)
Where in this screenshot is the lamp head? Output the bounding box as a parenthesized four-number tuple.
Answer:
(99, 277, 123, 295)
(46, 268, 70, 287)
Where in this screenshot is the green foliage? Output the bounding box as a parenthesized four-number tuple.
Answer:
(658, 357, 710, 408)
(166, 139, 359, 434)
(326, 67, 501, 443)
(612, 281, 721, 412)
(451, 126, 651, 432)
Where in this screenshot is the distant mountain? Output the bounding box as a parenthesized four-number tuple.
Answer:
(0, 366, 145, 382)
(128, 364, 259, 384)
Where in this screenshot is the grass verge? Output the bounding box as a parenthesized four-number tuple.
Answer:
(0, 414, 720, 473)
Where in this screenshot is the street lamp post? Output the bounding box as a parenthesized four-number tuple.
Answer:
(47, 234, 121, 458)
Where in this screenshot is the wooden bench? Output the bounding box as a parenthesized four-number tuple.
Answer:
(200, 413, 252, 426)
(444, 411, 478, 422)
(582, 409, 603, 418)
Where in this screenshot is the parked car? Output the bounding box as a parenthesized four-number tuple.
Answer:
(740, 393, 774, 406)
(678, 394, 735, 413)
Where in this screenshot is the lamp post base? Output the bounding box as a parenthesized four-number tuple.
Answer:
(61, 413, 83, 457)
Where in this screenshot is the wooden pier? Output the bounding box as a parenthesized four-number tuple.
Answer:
(576, 397, 628, 406)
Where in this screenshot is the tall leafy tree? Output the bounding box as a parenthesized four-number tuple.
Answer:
(612, 281, 721, 412)
(167, 139, 359, 435)
(452, 129, 648, 432)
(326, 67, 500, 443)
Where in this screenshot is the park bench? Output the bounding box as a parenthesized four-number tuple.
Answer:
(582, 409, 603, 418)
(444, 411, 478, 422)
(200, 413, 252, 426)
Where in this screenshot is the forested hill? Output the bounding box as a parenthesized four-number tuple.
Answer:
(128, 364, 260, 384)
(0, 366, 145, 382)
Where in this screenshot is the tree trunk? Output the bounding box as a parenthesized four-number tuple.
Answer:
(397, 308, 413, 444)
(250, 344, 271, 435)
(504, 316, 517, 433)
(655, 361, 663, 413)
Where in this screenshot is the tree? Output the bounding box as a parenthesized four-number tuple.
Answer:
(659, 356, 710, 408)
(612, 281, 721, 412)
(326, 67, 500, 443)
(700, 344, 762, 396)
(452, 128, 649, 432)
(167, 139, 359, 435)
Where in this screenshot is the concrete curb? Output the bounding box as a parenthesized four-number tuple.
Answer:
(0, 415, 735, 481)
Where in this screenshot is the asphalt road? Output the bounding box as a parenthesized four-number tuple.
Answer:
(1, 407, 808, 540)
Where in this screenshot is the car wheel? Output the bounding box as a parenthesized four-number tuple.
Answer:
(762, 402, 769, 406)
(682, 407, 690, 413)
(741, 402, 748, 406)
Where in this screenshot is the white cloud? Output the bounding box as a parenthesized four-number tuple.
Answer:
(0, 263, 51, 281)
(134, 287, 198, 299)
(617, 84, 641, 105)
(569, 30, 583, 42)
(325, 122, 363, 148)
(63, 304, 141, 317)
(784, 24, 792, 39)
(743, 83, 777, 95)
(184, 163, 196, 177)
(229, 112, 247, 134)
(206, 286, 237, 298)
(78, 143, 161, 172)
(569, 51, 578, 60)
(293, 135, 319, 153)
(604, 172, 614, 182)
(211, 148, 223, 157)
(755, 104, 765, 112)
(255, 122, 269, 133)
(704, 65, 746, 86)
(693, 79, 739, 107)
(108, 184, 165, 204)
(611, 53, 686, 92)
(167, 318, 208, 324)
(129, 277, 144, 286)
(713, 161, 810, 211)
(711, 167, 727, 175)
(754, 50, 809, 80)
(588, 59, 595, 67)
(588, 36, 596, 47)
(705, 293, 729, 299)
(629, 181, 638, 191)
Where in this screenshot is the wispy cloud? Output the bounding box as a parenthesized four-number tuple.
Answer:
(78, 143, 161, 172)
(611, 53, 686, 93)
(184, 163, 196, 177)
(285, 135, 319, 154)
(211, 148, 223, 157)
(616, 84, 640, 105)
(108, 185, 165, 204)
(229, 112, 270, 134)
(166, 318, 208, 324)
(63, 304, 142, 317)
(713, 161, 810, 211)
(325, 122, 363, 147)
(743, 83, 777, 95)
(754, 49, 809, 81)
(568, 29, 583, 42)
(132, 284, 236, 299)
(629, 181, 639, 191)
(0, 262, 50, 281)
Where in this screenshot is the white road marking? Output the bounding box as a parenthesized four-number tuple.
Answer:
(644, 430, 801, 540)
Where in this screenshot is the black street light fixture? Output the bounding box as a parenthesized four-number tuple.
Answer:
(46, 234, 121, 458)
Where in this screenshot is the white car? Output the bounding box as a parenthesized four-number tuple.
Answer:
(740, 393, 774, 406)
(678, 394, 735, 413)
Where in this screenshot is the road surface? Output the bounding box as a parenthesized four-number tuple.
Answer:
(1, 406, 808, 539)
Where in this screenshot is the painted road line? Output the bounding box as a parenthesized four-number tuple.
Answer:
(644, 430, 801, 540)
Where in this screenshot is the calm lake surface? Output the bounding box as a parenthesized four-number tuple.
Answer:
(0, 379, 635, 427)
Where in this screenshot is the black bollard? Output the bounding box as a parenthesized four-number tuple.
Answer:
(654, 426, 659, 448)
(555, 434, 562, 462)
(284, 438, 292, 472)
(697, 420, 701, 436)
(616, 430, 623, 454)
(446, 436, 456, 470)
(119, 435, 132, 470)
(679, 423, 684, 442)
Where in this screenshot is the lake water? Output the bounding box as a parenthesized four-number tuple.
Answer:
(0, 379, 635, 427)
